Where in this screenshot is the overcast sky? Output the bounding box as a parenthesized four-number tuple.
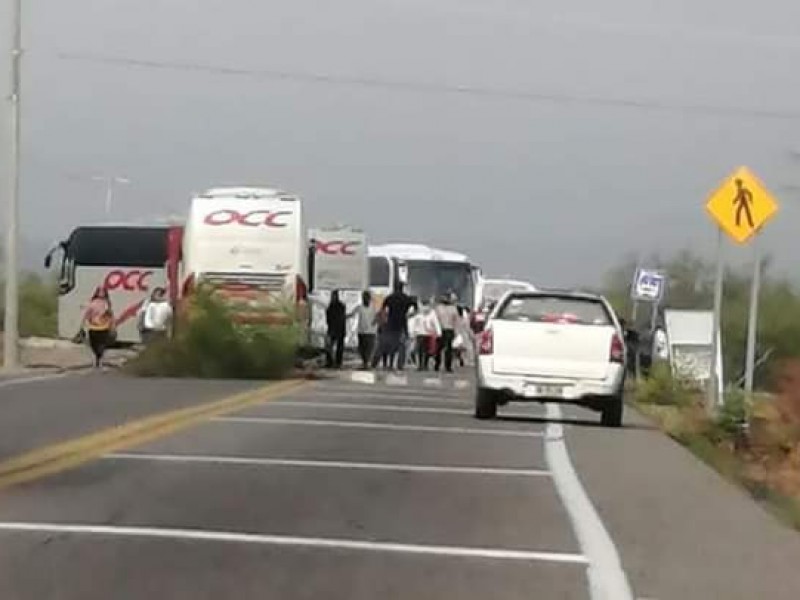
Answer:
(2, 0, 800, 285)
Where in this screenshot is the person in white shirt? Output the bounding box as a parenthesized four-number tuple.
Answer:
(434, 293, 460, 373)
(410, 300, 442, 371)
(652, 326, 669, 362)
(137, 287, 173, 345)
(453, 305, 473, 367)
(348, 290, 378, 369)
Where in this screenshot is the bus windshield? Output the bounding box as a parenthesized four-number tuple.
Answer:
(405, 261, 475, 308)
(65, 227, 169, 267)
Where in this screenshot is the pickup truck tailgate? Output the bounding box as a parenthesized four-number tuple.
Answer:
(491, 320, 614, 380)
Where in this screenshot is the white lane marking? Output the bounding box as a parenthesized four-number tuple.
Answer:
(310, 388, 469, 401)
(0, 522, 587, 564)
(349, 371, 376, 384)
(0, 371, 75, 389)
(299, 390, 470, 403)
(545, 403, 634, 600)
(266, 400, 467, 415)
(213, 416, 543, 437)
(106, 452, 550, 477)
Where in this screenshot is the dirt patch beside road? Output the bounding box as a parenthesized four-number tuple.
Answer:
(0, 336, 136, 378)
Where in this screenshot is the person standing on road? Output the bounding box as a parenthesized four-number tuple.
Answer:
(452, 304, 472, 368)
(137, 287, 173, 345)
(348, 290, 378, 370)
(411, 300, 441, 371)
(371, 282, 413, 371)
(434, 293, 460, 373)
(325, 290, 347, 369)
(80, 287, 116, 369)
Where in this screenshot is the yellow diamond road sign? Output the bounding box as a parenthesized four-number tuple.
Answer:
(705, 166, 779, 244)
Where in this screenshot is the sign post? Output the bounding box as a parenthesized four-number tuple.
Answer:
(705, 166, 779, 400)
(708, 229, 725, 411)
(630, 268, 666, 380)
(744, 238, 762, 394)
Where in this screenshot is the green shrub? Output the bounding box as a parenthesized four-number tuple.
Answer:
(635, 362, 695, 407)
(0, 273, 59, 338)
(714, 390, 750, 439)
(127, 289, 302, 379)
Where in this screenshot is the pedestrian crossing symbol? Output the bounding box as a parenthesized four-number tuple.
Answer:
(705, 166, 779, 244)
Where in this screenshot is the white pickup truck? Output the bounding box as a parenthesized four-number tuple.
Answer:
(474, 290, 626, 427)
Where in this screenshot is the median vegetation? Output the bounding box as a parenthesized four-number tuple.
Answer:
(126, 289, 303, 380)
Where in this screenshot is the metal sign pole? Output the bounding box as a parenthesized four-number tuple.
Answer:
(708, 228, 725, 412)
(743, 234, 761, 396)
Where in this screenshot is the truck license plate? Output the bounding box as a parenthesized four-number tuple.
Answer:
(527, 384, 564, 397)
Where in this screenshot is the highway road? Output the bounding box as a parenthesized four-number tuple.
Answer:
(0, 372, 798, 599)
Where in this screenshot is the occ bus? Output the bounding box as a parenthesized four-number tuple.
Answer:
(368, 244, 481, 309)
(45, 224, 175, 343)
(180, 187, 308, 321)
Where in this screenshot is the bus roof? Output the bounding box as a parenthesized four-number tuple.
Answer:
(69, 222, 172, 231)
(368, 243, 471, 263)
(197, 187, 298, 200)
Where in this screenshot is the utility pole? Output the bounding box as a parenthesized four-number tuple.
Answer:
(3, 0, 22, 370)
(91, 175, 130, 217)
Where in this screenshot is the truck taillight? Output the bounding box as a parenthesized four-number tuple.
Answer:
(610, 333, 625, 363)
(479, 329, 494, 355)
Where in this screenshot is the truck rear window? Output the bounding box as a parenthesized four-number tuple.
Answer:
(496, 295, 612, 326)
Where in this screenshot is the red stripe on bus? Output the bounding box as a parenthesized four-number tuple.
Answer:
(115, 300, 145, 328)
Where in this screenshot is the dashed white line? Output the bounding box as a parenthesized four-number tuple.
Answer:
(106, 452, 551, 477)
(213, 416, 543, 437)
(544, 403, 634, 600)
(0, 371, 75, 389)
(0, 522, 587, 564)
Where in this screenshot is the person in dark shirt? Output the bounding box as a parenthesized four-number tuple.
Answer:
(325, 290, 347, 368)
(372, 282, 414, 370)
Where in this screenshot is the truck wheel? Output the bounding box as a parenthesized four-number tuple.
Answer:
(601, 393, 624, 428)
(474, 388, 498, 420)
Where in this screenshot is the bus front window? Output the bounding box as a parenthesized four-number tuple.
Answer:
(405, 261, 474, 308)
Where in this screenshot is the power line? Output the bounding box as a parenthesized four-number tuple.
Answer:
(56, 51, 800, 122)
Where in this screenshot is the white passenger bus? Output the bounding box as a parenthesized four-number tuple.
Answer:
(368, 244, 481, 309)
(180, 187, 308, 321)
(44, 224, 176, 343)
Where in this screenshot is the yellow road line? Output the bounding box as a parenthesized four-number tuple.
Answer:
(0, 379, 307, 491)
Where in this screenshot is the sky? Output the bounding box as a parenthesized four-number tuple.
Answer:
(1, 0, 800, 286)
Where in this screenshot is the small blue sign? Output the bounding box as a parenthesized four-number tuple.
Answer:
(631, 269, 666, 302)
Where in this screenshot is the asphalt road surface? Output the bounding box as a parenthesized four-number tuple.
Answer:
(0, 372, 799, 599)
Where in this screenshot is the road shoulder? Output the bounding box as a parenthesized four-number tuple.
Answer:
(564, 404, 800, 600)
